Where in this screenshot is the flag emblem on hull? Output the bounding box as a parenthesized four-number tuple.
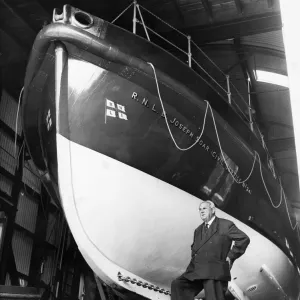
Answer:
(105, 99, 128, 123)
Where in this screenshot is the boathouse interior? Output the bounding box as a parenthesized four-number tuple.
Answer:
(0, 0, 299, 299)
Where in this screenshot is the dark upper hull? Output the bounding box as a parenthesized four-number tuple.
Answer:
(22, 4, 300, 298)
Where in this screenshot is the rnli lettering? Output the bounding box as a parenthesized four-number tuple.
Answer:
(132, 92, 138, 100)
(131, 91, 252, 194)
(133, 91, 195, 139)
(152, 104, 158, 113)
(170, 118, 193, 136)
(141, 98, 149, 107)
(195, 138, 210, 152)
(211, 150, 251, 194)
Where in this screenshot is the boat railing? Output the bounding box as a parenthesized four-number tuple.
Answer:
(112, 1, 279, 177)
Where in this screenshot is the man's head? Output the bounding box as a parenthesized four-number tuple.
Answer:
(199, 201, 216, 223)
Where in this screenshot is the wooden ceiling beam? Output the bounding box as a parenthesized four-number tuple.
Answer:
(201, 43, 285, 60)
(184, 12, 282, 44)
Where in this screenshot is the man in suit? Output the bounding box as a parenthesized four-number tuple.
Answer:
(171, 200, 250, 300)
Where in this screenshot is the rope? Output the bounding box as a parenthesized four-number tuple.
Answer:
(148, 62, 299, 231)
(282, 189, 298, 230)
(17, 140, 25, 172)
(148, 61, 256, 183)
(136, 0, 265, 145)
(256, 152, 283, 209)
(208, 103, 257, 184)
(148, 62, 209, 151)
(14, 86, 24, 157)
(134, 2, 268, 154)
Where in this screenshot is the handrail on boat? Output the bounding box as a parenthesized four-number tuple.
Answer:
(111, 1, 279, 178)
(112, 3, 259, 132)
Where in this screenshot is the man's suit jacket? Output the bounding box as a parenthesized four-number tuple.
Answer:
(184, 217, 250, 281)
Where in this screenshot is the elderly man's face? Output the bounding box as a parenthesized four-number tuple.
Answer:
(199, 202, 215, 223)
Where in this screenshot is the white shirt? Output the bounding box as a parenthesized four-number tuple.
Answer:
(205, 215, 216, 228)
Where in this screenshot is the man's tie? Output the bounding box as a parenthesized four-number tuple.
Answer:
(204, 223, 209, 232)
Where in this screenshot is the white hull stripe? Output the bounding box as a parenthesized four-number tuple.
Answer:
(56, 133, 298, 299)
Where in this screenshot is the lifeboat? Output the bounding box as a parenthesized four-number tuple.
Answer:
(22, 4, 300, 299)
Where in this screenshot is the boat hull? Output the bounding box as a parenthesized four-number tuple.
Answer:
(56, 132, 298, 299)
(21, 5, 300, 299)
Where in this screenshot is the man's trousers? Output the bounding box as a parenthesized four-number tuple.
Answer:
(171, 275, 228, 300)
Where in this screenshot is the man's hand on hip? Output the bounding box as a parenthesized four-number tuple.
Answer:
(226, 257, 233, 270)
